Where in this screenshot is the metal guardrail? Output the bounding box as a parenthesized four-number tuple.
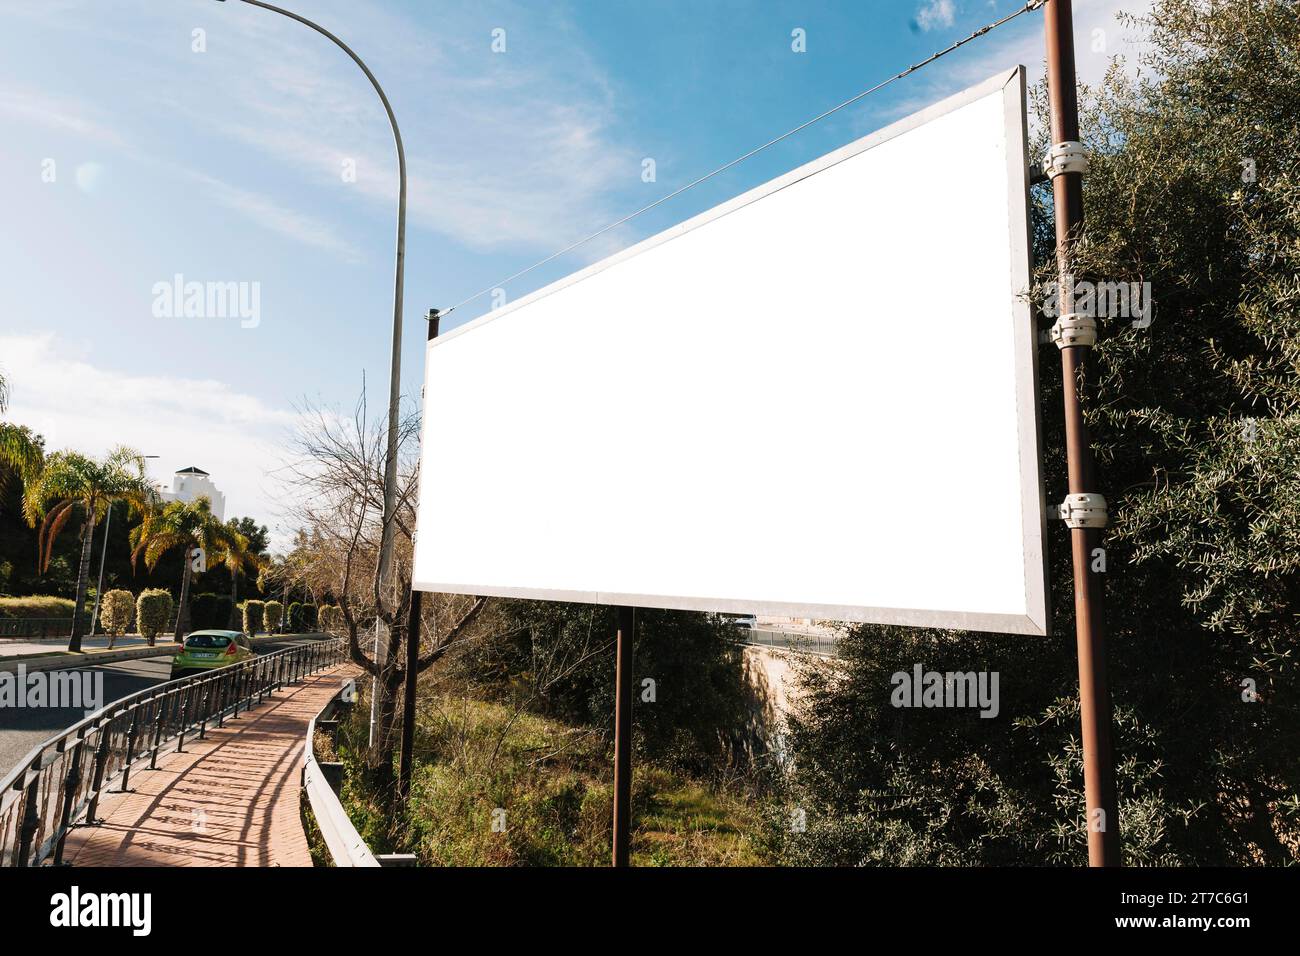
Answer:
(0, 635, 348, 867)
(737, 627, 842, 658)
(302, 684, 380, 868)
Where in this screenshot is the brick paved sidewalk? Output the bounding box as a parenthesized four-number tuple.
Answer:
(62, 663, 362, 867)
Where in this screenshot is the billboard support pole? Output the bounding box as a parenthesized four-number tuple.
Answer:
(399, 588, 421, 802)
(612, 605, 634, 867)
(399, 309, 440, 804)
(1044, 0, 1121, 867)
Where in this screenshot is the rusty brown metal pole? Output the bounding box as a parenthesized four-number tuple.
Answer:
(398, 588, 420, 801)
(398, 309, 441, 803)
(1044, 0, 1121, 867)
(612, 605, 634, 867)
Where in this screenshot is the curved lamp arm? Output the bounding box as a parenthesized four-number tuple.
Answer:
(213, 0, 407, 611)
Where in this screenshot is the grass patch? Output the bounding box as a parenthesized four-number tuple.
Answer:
(299, 792, 332, 867)
(632, 767, 764, 866)
(337, 689, 773, 867)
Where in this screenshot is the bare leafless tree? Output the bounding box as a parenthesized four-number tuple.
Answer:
(276, 386, 488, 785)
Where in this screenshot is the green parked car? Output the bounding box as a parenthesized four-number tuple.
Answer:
(170, 630, 256, 680)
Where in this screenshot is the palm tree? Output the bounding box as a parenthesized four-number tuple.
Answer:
(0, 372, 44, 494)
(211, 526, 261, 630)
(131, 496, 241, 641)
(23, 447, 157, 652)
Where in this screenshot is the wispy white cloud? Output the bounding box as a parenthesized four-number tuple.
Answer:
(0, 82, 363, 261)
(0, 332, 299, 547)
(0, 88, 124, 146)
(187, 171, 363, 262)
(1, 0, 637, 262)
(916, 0, 957, 32)
(198, 0, 638, 254)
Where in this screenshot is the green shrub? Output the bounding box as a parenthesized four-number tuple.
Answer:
(136, 589, 174, 646)
(287, 602, 304, 633)
(99, 589, 135, 640)
(215, 595, 234, 629)
(464, 602, 756, 775)
(264, 600, 283, 634)
(243, 599, 264, 637)
(190, 593, 233, 631)
(0, 596, 77, 619)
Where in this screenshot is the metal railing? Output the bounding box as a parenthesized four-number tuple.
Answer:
(0, 636, 348, 867)
(737, 627, 842, 658)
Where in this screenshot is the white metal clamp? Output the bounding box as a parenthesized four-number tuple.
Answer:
(1042, 140, 1089, 180)
(1057, 492, 1108, 529)
(1042, 312, 1097, 349)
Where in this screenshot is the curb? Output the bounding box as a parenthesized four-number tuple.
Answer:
(0, 644, 177, 674)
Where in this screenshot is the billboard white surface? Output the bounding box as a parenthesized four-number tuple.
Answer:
(414, 68, 1048, 635)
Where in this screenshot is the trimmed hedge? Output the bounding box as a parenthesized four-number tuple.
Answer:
(287, 602, 304, 633)
(0, 596, 77, 619)
(242, 599, 264, 637)
(100, 589, 135, 637)
(264, 600, 283, 635)
(136, 589, 174, 646)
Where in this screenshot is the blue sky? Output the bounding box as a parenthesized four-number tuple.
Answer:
(0, 0, 1149, 548)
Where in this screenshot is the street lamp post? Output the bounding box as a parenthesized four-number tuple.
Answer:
(88, 505, 112, 638)
(213, 0, 408, 744)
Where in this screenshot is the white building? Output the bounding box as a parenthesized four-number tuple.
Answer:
(158, 466, 226, 521)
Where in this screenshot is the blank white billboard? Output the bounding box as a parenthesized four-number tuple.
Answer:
(414, 68, 1048, 636)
